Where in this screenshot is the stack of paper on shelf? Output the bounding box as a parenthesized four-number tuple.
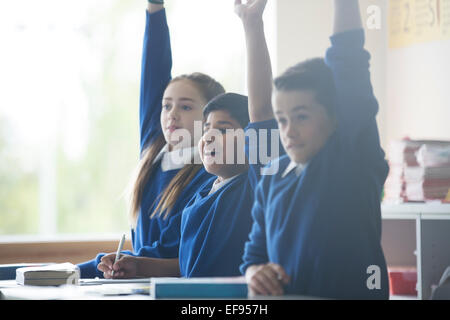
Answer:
(16, 263, 80, 286)
(384, 139, 450, 203)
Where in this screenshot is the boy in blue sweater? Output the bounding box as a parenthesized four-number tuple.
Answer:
(177, 0, 286, 278)
(178, 93, 280, 277)
(240, 0, 390, 299)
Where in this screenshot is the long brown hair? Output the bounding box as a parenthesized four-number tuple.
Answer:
(127, 73, 225, 228)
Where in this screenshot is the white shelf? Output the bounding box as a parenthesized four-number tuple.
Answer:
(382, 203, 450, 220)
(381, 203, 450, 300)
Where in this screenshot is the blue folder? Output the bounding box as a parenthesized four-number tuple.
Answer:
(151, 277, 248, 298)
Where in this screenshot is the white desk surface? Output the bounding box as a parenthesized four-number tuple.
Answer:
(0, 280, 316, 300)
(0, 280, 149, 300)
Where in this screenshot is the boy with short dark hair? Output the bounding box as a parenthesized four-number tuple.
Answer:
(239, 0, 390, 299)
(178, 92, 279, 277)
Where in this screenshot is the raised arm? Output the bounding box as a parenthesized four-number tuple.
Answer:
(140, 2, 172, 152)
(235, 0, 274, 122)
(328, 0, 384, 159)
(328, 0, 376, 129)
(333, 0, 362, 34)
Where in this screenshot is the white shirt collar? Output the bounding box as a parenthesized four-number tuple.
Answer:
(281, 161, 307, 178)
(208, 175, 239, 196)
(153, 144, 199, 172)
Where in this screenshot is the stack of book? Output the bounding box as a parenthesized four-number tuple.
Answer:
(384, 139, 450, 203)
(16, 263, 80, 286)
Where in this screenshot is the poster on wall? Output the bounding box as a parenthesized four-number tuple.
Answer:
(389, 0, 450, 48)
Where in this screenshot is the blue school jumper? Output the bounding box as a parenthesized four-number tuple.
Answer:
(240, 29, 390, 300)
(78, 9, 212, 278)
(179, 120, 282, 277)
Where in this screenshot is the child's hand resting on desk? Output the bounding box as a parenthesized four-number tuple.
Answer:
(97, 253, 139, 279)
(245, 263, 291, 296)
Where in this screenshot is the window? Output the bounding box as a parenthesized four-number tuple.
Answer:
(0, 0, 275, 239)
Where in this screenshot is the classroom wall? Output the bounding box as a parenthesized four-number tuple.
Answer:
(386, 40, 450, 142)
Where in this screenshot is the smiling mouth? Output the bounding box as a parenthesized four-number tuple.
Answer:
(167, 125, 181, 133)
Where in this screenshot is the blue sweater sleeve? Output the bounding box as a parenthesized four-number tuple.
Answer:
(325, 29, 385, 157)
(77, 254, 105, 279)
(133, 211, 182, 258)
(240, 180, 269, 275)
(325, 29, 376, 129)
(140, 9, 172, 152)
(245, 119, 284, 190)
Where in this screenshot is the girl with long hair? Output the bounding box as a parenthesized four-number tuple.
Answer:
(78, 2, 225, 278)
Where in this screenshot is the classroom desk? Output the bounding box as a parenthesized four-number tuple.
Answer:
(0, 280, 313, 300)
(0, 280, 149, 300)
(1, 280, 419, 300)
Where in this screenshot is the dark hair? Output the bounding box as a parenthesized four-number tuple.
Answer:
(274, 58, 337, 119)
(202, 93, 250, 129)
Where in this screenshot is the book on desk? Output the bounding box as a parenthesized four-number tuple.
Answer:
(15, 263, 80, 286)
(0, 263, 50, 281)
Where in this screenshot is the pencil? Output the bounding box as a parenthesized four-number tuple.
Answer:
(111, 233, 126, 278)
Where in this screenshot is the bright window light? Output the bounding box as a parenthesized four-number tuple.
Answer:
(0, 0, 275, 239)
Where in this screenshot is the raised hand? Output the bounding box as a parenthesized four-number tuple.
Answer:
(234, 0, 267, 23)
(235, 0, 274, 122)
(148, 0, 164, 14)
(333, 0, 362, 34)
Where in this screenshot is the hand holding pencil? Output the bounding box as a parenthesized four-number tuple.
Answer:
(97, 233, 138, 279)
(111, 233, 126, 277)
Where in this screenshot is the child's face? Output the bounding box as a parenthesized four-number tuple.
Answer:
(161, 79, 207, 150)
(199, 110, 247, 179)
(273, 89, 336, 165)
